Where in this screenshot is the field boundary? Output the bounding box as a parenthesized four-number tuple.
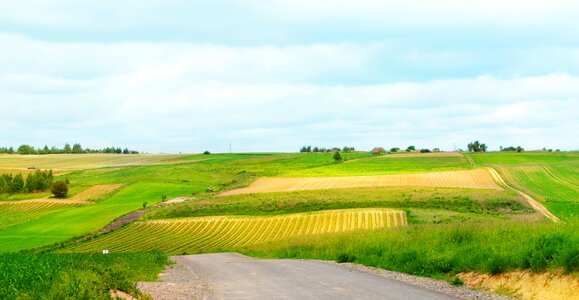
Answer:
(486, 167, 560, 223)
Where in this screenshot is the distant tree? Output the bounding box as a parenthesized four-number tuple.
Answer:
(17, 144, 35, 155)
(306, 146, 312, 153)
(51, 181, 68, 198)
(42, 145, 50, 154)
(63, 143, 72, 154)
(313, 146, 319, 152)
(72, 143, 83, 154)
(203, 151, 211, 155)
(420, 149, 431, 153)
(299, 146, 307, 153)
(7, 147, 15, 154)
(122, 148, 130, 154)
(390, 147, 400, 152)
(333, 151, 343, 162)
(406, 145, 416, 152)
(433, 148, 440, 152)
(516, 146, 524, 153)
(467, 141, 487, 152)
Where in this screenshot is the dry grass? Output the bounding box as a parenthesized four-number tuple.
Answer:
(63, 209, 407, 254)
(221, 169, 502, 196)
(459, 271, 579, 300)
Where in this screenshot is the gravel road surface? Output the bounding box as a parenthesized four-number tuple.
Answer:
(140, 253, 507, 300)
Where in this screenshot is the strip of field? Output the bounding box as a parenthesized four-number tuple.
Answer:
(0, 154, 191, 170)
(221, 169, 501, 196)
(3, 184, 123, 204)
(0, 201, 84, 230)
(384, 152, 463, 158)
(63, 209, 407, 254)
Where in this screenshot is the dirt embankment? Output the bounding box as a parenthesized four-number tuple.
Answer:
(460, 271, 579, 300)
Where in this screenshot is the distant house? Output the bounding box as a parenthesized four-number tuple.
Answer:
(371, 147, 386, 154)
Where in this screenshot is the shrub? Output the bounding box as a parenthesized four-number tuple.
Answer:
(333, 151, 342, 162)
(206, 186, 216, 193)
(203, 151, 211, 155)
(51, 181, 68, 198)
(336, 253, 356, 263)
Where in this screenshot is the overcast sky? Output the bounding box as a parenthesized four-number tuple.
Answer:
(1, 0, 578, 153)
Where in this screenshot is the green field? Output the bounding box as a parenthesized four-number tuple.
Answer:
(469, 152, 579, 220)
(0, 151, 577, 298)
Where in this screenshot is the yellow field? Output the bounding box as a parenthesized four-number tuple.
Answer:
(63, 209, 407, 254)
(221, 169, 502, 196)
(0, 154, 188, 170)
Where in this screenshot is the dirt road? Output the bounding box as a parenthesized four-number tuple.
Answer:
(144, 253, 459, 300)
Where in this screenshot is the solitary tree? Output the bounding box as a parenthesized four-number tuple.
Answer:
(63, 143, 72, 154)
(333, 151, 343, 162)
(467, 141, 487, 152)
(51, 181, 68, 198)
(406, 145, 416, 152)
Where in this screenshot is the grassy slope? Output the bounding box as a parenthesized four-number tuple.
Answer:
(470, 152, 579, 220)
(148, 187, 530, 222)
(240, 221, 579, 279)
(0, 182, 195, 252)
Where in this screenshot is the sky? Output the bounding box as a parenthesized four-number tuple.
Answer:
(1, 0, 578, 153)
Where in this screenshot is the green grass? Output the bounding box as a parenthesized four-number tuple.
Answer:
(0, 202, 84, 230)
(469, 151, 579, 165)
(281, 155, 472, 177)
(239, 221, 579, 278)
(147, 187, 531, 223)
(0, 251, 167, 299)
(0, 182, 195, 252)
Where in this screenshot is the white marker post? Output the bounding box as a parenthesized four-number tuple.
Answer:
(103, 249, 109, 254)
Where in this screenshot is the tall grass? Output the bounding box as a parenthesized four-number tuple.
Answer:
(240, 221, 579, 278)
(0, 251, 167, 299)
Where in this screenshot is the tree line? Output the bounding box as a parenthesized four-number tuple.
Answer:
(0, 143, 140, 155)
(299, 146, 355, 153)
(0, 170, 53, 194)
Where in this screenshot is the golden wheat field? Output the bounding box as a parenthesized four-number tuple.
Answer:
(63, 209, 407, 254)
(221, 169, 502, 196)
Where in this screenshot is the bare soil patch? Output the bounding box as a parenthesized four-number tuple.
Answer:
(459, 271, 579, 300)
(221, 169, 501, 196)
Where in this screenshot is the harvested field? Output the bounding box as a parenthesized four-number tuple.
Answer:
(63, 209, 407, 254)
(384, 152, 464, 158)
(221, 169, 502, 196)
(459, 271, 579, 300)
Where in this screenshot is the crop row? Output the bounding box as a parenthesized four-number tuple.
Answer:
(64, 209, 407, 254)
